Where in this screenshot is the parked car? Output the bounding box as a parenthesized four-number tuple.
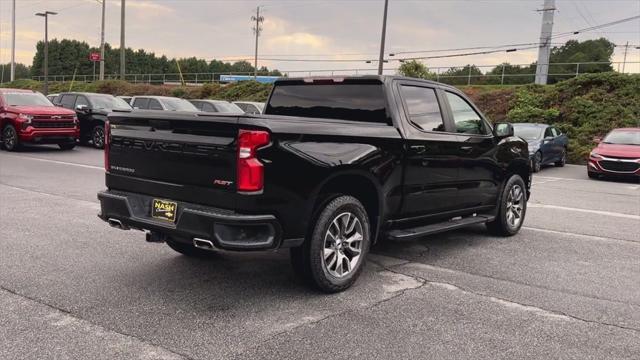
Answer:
(233, 101, 264, 114)
(98, 76, 531, 292)
(588, 128, 640, 180)
(130, 96, 198, 112)
(0, 89, 78, 151)
(189, 99, 244, 114)
(512, 123, 568, 172)
(56, 92, 131, 149)
(46, 93, 60, 103)
(117, 96, 132, 105)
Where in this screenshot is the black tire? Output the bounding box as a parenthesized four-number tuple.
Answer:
(92, 124, 105, 149)
(555, 148, 566, 167)
(486, 174, 527, 236)
(58, 142, 76, 150)
(165, 238, 216, 258)
(588, 171, 599, 180)
(2, 124, 20, 151)
(290, 195, 371, 293)
(532, 151, 542, 173)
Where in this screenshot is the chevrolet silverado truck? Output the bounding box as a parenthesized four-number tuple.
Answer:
(0, 89, 79, 151)
(98, 76, 531, 292)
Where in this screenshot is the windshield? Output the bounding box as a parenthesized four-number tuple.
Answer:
(513, 125, 543, 141)
(162, 98, 198, 111)
(2, 92, 53, 107)
(215, 102, 244, 113)
(603, 130, 640, 146)
(90, 94, 132, 110)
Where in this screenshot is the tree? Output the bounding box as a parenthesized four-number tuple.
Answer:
(0, 63, 31, 82)
(439, 65, 483, 85)
(397, 60, 435, 79)
(486, 63, 536, 85)
(547, 38, 614, 83)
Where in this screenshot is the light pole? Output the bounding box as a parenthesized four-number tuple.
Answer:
(35, 11, 57, 95)
(11, 0, 16, 81)
(99, 0, 106, 80)
(377, 0, 389, 75)
(120, 0, 126, 80)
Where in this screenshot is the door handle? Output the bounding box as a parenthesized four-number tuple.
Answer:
(459, 146, 473, 154)
(410, 145, 428, 154)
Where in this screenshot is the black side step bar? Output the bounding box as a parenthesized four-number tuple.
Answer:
(387, 215, 495, 242)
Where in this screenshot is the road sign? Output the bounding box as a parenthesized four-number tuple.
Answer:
(89, 52, 101, 62)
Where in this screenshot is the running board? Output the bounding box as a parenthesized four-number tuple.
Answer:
(387, 215, 495, 242)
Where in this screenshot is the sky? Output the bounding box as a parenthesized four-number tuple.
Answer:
(0, 0, 639, 76)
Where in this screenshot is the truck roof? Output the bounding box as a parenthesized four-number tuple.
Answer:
(274, 75, 458, 91)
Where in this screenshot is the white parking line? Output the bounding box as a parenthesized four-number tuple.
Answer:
(528, 203, 640, 220)
(0, 154, 103, 170)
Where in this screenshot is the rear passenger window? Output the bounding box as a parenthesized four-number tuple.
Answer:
(551, 127, 560, 137)
(191, 101, 203, 110)
(60, 94, 77, 109)
(399, 85, 445, 132)
(133, 98, 149, 109)
(148, 99, 163, 110)
(445, 92, 488, 135)
(203, 103, 216, 112)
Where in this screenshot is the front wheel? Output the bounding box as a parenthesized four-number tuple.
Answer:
(486, 174, 527, 236)
(290, 195, 370, 293)
(2, 125, 20, 151)
(532, 152, 542, 173)
(555, 149, 566, 167)
(92, 124, 105, 149)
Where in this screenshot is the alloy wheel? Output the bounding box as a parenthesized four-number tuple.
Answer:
(93, 126, 105, 148)
(3, 126, 16, 150)
(322, 212, 364, 278)
(505, 184, 525, 228)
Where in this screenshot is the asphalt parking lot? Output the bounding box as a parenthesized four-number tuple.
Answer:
(1, 145, 639, 360)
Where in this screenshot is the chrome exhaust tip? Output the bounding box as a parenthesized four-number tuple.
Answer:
(193, 238, 215, 251)
(107, 218, 128, 230)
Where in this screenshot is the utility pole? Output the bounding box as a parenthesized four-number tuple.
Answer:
(120, 0, 126, 80)
(11, 0, 16, 81)
(35, 11, 57, 95)
(534, 0, 555, 85)
(251, 6, 264, 79)
(99, 0, 106, 80)
(621, 41, 629, 73)
(377, 0, 389, 75)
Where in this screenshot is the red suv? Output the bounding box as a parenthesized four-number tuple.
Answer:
(588, 128, 640, 180)
(0, 89, 79, 151)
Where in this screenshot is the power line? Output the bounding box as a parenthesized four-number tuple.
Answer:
(552, 14, 640, 39)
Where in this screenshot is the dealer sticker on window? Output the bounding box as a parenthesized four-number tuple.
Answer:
(152, 199, 178, 222)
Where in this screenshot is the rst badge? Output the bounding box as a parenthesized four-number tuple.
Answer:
(213, 179, 233, 187)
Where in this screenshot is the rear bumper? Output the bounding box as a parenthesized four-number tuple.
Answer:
(97, 190, 303, 251)
(19, 127, 79, 143)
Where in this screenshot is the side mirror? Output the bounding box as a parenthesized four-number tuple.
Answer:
(542, 136, 554, 143)
(76, 104, 89, 112)
(593, 137, 601, 144)
(494, 122, 514, 138)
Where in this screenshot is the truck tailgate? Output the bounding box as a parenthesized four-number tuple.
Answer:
(107, 114, 238, 190)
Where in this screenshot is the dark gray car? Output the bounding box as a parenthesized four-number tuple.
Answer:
(513, 123, 568, 172)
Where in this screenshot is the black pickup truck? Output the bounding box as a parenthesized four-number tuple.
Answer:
(98, 76, 530, 292)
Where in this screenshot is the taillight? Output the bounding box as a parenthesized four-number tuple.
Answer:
(104, 121, 110, 172)
(237, 129, 270, 192)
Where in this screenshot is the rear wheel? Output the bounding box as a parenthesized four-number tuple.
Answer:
(2, 124, 20, 151)
(555, 149, 566, 167)
(58, 142, 76, 150)
(166, 238, 217, 258)
(290, 195, 370, 293)
(486, 174, 527, 236)
(92, 124, 105, 149)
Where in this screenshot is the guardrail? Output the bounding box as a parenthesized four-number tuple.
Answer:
(24, 61, 640, 86)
